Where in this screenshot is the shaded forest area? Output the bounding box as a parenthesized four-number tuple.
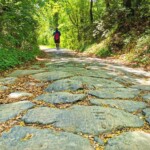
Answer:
(0, 0, 150, 71)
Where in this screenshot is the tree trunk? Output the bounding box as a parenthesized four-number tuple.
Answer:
(135, 0, 142, 7)
(90, 0, 93, 23)
(123, 0, 135, 15)
(54, 12, 59, 27)
(123, 0, 131, 8)
(53, 0, 59, 27)
(105, 0, 110, 9)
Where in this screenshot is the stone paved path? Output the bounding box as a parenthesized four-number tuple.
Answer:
(0, 48, 150, 150)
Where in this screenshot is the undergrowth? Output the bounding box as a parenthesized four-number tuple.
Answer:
(0, 48, 40, 71)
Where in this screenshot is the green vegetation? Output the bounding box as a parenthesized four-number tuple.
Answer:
(36, 0, 149, 66)
(0, 48, 38, 71)
(0, 0, 149, 71)
(0, 0, 40, 71)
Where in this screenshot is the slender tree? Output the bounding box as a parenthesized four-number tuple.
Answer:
(105, 0, 110, 9)
(90, 0, 93, 23)
(53, 0, 59, 27)
(123, 0, 131, 8)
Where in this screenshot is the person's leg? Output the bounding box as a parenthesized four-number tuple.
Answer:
(55, 40, 60, 50)
(56, 43, 59, 50)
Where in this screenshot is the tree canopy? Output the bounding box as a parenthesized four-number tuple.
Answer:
(0, 0, 149, 71)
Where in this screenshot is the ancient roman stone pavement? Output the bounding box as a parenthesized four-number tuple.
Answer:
(0, 48, 150, 150)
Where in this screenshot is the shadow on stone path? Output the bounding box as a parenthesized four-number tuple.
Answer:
(0, 48, 150, 150)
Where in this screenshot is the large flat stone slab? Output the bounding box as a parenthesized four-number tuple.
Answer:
(143, 108, 150, 124)
(0, 126, 94, 150)
(0, 77, 17, 85)
(90, 99, 147, 112)
(105, 131, 150, 150)
(35, 92, 86, 104)
(80, 70, 114, 79)
(45, 61, 88, 68)
(22, 106, 144, 135)
(31, 71, 72, 81)
(89, 88, 140, 99)
(46, 62, 113, 79)
(55, 68, 111, 79)
(114, 76, 135, 85)
(70, 76, 123, 88)
(0, 101, 35, 123)
(8, 70, 45, 77)
(45, 79, 83, 92)
(46, 66, 87, 73)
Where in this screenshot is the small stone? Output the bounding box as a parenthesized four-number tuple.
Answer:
(8, 92, 33, 99)
(0, 85, 8, 91)
(105, 131, 150, 150)
(143, 108, 150, 124)
(94, 136, 104, 146)
(25, 82, 45, 87)
(0, 77, 17, 85)
(142, 94, 150, 103)
(35, 92, 87, 104)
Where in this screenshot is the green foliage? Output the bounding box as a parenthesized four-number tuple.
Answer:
(0, 48, 39, 71)
(0, 0, 39, 50)
(129, 30, 150, 65)
(0, 0, 40, 71)
(96, 47, 111, 58)
(0, 0, 149, 69)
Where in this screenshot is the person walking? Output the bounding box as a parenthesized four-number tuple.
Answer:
(53, 28, 61, 50)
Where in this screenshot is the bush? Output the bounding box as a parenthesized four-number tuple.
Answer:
(125, 30, 150, 65)
(96, 47, 111, 58)
(0, 48, 39, 71)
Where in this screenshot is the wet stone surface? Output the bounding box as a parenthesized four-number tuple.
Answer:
(35, 92, 87, 104)
(90, 99, 147, 112)
(0, 101, 35, 123)
(105, 131, 150, 150)
(22, 106, 144, 135)
(0, 126, 94, 150)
